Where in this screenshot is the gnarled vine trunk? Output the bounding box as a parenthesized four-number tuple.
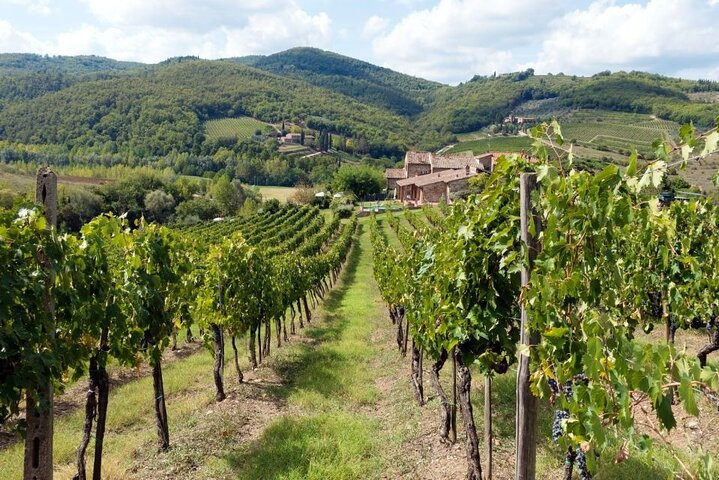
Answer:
(152, 361, 170, 450)
(411, 340, 424, 406)
(92, 331, 110, 480)
(429, 349, 454, 443)
(231, 335, 244, 384)
(563, 448, 577, 480)
(211, 323, 226, 401)
(249, 323, 258, 369)
(455, 348, 482, 480)
(75, 357, 98, 480)
(303, 295, 312, 324)
(297, 300, 304, 329)
(396, 313, 404, 352)
(698, 326, 719, 368)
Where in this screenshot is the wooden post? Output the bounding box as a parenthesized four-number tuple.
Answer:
(35, 167, 57, 228)
(25, 167, 57, 480)
(485, 376, 493, 480)
(515, 172, 541, 480)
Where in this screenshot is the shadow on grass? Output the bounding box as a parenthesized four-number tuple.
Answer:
(261, 224, 365, 403)
(225, 412, 379, 480)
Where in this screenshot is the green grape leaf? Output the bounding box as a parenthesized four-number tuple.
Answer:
(626, 149, 638, 177)
(702, 131, 719, 156)
(655, 393, 676, 430)
(678, 377, 698, 416)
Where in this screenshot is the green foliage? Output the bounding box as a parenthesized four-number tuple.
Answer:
(0, 60, 410, 158)
(333, 164, 385, 199)
(371, 119, 719, 478)
(144, 190, 176, 223)
(174, 197, 220, 223)
(212, 176, 247, 216)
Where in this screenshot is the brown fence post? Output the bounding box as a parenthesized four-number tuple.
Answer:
(515, 172, 541, 480)
(24, 167, 57, 480)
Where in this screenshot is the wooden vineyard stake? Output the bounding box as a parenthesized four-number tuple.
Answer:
(25, 167, 57, 480)
(515, 172, 541, 480)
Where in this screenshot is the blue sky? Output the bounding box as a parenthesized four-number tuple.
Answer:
(1, 0, 718, 84)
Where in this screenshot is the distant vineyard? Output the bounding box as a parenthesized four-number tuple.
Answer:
(561, 110, 679, 153)
(204, 117, 269, 141)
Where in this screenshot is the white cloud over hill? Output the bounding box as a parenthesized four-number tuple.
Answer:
(371, 0, 719, 83)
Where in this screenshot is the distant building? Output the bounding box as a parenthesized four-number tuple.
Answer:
(503, 115, 537, 125)
(404, 151, 433, 177)
(385, 168, 406, 193)
(385, 151, 486, 204)
(281, 133, 302, 144)
(397, 166, 478, 205)
(385, 150, 534, 204)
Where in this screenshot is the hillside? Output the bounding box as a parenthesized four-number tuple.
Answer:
(0, 60, 413, 157)
(0, 50, 717, 166)
(0, 54, 146, 110)
(421, 71, 719, 136)
(231, 47, 441, 116)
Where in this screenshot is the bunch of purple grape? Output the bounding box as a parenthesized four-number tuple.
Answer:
(548, 376, 592, 480)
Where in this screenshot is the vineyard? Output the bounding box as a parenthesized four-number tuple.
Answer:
(560, 110, 680, 154)
(0, 189, 357, 479)
(2, 121, 719, 480)
(204, 117, 270, 141)
(371, 123, 719, 479)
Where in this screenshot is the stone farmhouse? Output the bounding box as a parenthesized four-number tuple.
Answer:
(281, 133, 302, 144)
(503, 114, 536, 125)
(386, 151, 494, 205)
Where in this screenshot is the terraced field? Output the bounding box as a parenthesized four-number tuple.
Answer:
(560, 110, 679, 154)
(204, 117, 270, 141)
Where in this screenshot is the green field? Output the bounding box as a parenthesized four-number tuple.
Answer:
(278, 144, 311, 155)
(446, 135, 533, 155)
(204, 117, 269, 141)
(253, 185, 299, 203)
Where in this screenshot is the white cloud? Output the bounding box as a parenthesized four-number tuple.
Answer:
(363, 15, 389, 38)
(372, 0, 719, 83)
(42, 0, 331, 62)
(532, 0, 719, 78)
(0, 19, 46, 52)
(371, 0, 565, 83)
(3, 0, 52, 15)
(79, 0, 275, 30)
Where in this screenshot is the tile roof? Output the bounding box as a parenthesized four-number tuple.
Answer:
(431, 155, 482, 170)
(385, 168, 406, 179)
(397, 168, 477, 188)
(405, 151, 433, 165)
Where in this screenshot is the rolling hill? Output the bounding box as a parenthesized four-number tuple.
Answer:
(231, 47, 441, 116)
(0, 59, 413, 157)
(0, 48, 717, 164)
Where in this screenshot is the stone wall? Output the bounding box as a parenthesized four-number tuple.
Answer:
(420, 181, 448, 204)
(407, 163, 431, 177)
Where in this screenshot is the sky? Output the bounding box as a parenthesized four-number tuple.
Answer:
(1, 0, 718, 85)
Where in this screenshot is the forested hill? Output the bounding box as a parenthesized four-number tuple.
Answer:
(421, 71, 719, 135)
(0, 53, 146, 109)
(0, 49, 717, 157)
(0, 59, 413, 157)
(230, 47, 441, 116)
(0, 53, 144, 74)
